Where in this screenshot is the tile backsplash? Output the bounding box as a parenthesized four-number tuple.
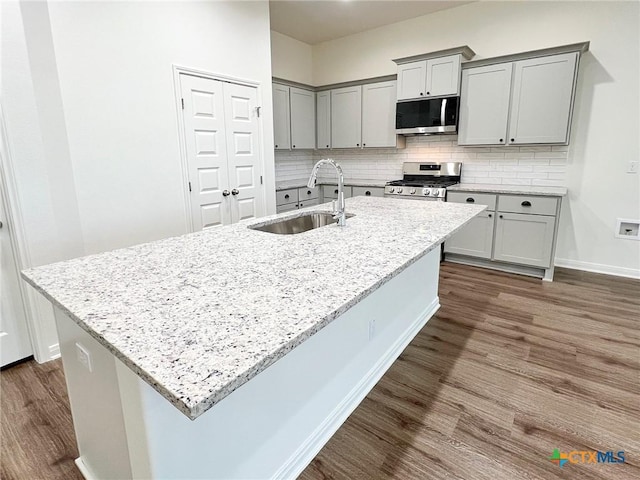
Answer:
(275, 135, 568, 186)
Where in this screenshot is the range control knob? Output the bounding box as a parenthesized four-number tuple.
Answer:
(423, 188, 431, 196)
(389, 187, 395, 193)
(432, 189, 441, 197)
(409, 188, 416, 194)
(397, 187, 403, 194)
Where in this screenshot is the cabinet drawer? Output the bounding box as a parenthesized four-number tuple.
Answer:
(498, 195, 558, 216)
(322, 185, 353, 200)
(276, 188, 298, 206)
(352, 186, 384, 198)
(297, 186, 319, 201)
(447, 191, 497, 210)
(276, 202, 298, 213)
(297, 198, 319, 209)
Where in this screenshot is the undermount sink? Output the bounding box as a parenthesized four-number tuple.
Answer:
(249, 212, 355, 235)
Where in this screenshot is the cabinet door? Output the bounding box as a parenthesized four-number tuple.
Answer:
(444, 211, 495, 259)
(352, 186, 384, 198)
(493, 213, 555, 268)
(272, 84, 290, 150)
(316, 91, 331, 149)
(331, 86, 362, 149)
(396, 61, 427, 100)
(507, 52, 578, 145)
(289, 87, 315, 149)
(425, 54, 461, 97)
(362, 81, 397, 148)
(458, 63, 512, 146)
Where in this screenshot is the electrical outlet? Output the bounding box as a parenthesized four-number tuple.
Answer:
(368, 318, 376, 340)
(628, 161, 639, 174)
(75, 342, 93, 372)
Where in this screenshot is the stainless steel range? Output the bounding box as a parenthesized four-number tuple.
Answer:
(384, 162, 462, 200)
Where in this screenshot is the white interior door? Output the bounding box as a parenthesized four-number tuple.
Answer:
(0, 190, 33, 367)
(180, 74, 231, 230)
(223, 82, 264, 223)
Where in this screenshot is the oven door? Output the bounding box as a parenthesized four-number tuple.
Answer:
(395, 97, 459, 135)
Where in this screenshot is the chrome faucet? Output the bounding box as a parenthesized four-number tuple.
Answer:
(308, 158, 347, 226)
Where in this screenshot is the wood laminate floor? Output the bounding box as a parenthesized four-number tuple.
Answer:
(2, 263, 639, 480)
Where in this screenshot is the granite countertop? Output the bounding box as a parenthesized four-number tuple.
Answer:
(276, 179, 387, 191)
(449, 183, 568, 196)
(22, 197, 484, 420)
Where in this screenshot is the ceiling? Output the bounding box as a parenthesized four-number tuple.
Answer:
(269, 1, 474, 45)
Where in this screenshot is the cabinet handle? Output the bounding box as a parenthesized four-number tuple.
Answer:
(231, 189, 239, 196)
(521, 201, 532, 207)
(284, 194, 290, 199)
(365, 191, 371, 196)
(419, 92, 424, 96)
(293, 145, 296, 148)
(222, 190, 230, 197)
(299, 202, 303, 207)
(307, 190, 312, 195)
(510, 138, 515, 142)
(326, 144, 329, 148)
(334, 189, 338, 194)
(488, 214, 492, 218)
(466, 197, 475, 203)
(426, 91, 430, 95)
(356, 143, 360, 147)
(275, 145, 278, 148)
(499, 138, 504, 143)
(499, 215, 503, 219)
(363, 143, 366, 147)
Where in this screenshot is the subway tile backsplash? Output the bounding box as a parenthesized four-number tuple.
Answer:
(274, 135, 567, 187)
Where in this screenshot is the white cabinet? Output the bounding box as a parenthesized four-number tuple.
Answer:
(289, 87, 315, 149)
(275, 186, 320, 213)
(273, 83, 315, 150)
(508, 52, 578, 144)
(362, 81, 398, 148)
(272, 84, 290, 150)
(458, 63, 513, 145)
(458, 51, 579, 146)
(322, 185, 353, 201)
(331, 86, 362, 149)
(493, 213, 556, 268)
(445, 191, 561, 279)
(396, 54, 461, 100)
(316, 91, 331, 149)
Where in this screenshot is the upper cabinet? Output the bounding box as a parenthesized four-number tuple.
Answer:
(394, 47, 475, 101)
(362, 81, 398, 148)
(458, 43, 587, 146)
(316, 91, 331, 149)
(273, 84, 290, 150)
(331, 86, 362, 149)
(289, 87, 315, 149)
(272, 83, 315, 150)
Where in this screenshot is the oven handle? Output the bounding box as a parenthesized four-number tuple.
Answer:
(440, 98, 447, 126)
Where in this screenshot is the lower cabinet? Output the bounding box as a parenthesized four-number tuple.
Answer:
(444, 210, 495, 259)
(445, 191, 561, 279)
(275, 186, 320, 213)
(352, 186, 385, 198)
(493, 212, 555, 268)
(322, 185, 353, 201)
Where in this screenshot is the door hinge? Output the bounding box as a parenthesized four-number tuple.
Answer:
(188, 181, 192, 192)
(256, 106, 261, 117)
(181, 98, 185, 110)
(260, 175, 263, 185)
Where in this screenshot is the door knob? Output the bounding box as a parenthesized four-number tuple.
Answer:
(231, 189, 239, 196)
(222, 190, 230, 197)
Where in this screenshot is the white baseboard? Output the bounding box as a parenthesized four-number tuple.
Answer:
(75, 457, 95, 480)
(273, 298, 440, 480)
(48, 343, 60, 360)
(554, 258, 640, 279)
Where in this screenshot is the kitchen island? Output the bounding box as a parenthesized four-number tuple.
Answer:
(22, 197, 484, 480)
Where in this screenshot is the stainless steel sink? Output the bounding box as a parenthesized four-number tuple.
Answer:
(249, 212, 354, 235)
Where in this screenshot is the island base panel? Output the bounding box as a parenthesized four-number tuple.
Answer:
(55, 248, 441, 479)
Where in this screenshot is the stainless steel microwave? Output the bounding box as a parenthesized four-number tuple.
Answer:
(395, 96, 459, 135)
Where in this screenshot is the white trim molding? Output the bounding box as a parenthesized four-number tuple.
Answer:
(555, 258, 640, 280)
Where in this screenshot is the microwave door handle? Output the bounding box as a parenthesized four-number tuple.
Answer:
(440, 98, 447, 126)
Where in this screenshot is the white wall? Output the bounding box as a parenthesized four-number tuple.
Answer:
(279, 1, 640, 278)
(45, 0, 276, 255)
(3, 0, 276, 361)
(270, 31, 314, 85)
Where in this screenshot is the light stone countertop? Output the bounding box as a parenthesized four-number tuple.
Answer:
(449, 183, 568, 196)
(276, 179, 387, 191)
(22, 197, 484, 420)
